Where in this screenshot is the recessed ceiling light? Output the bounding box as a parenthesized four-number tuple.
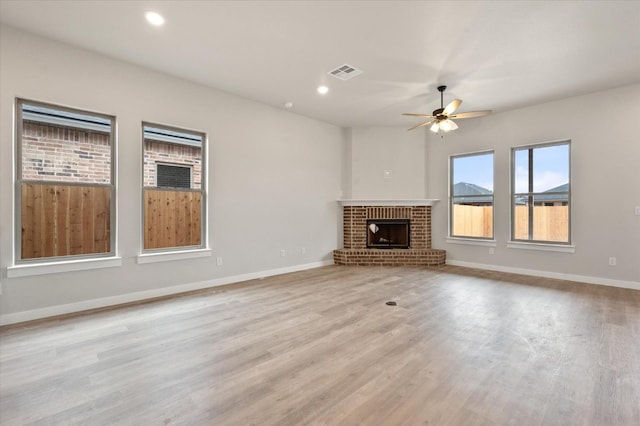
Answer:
(317, 85, 329, 95)
(145, 11, 165, 26)
(284, 101, 294, 109)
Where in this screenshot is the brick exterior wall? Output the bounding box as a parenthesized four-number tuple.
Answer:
(335, 205, 445, 266)
(20, 122, 202, 189)
(21, 122, 112, 183)
(144, 139, 202, 188)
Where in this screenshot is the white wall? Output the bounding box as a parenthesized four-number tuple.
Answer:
(427, 84, 640, 286)
(0, 27, 345, 322)
(349, 127, 427, 199)
(2, 26, 638, 325)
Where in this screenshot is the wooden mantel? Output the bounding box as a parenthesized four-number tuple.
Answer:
(338, 199, 439, 207)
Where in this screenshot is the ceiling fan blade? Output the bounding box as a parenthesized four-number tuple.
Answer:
(402, 113, 435, 118)
(450, 110, 492, 119)
(443, 99, 462, 116)
(407, 120, 434, 131)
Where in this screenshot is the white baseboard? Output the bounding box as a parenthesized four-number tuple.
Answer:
(0, 260, 333, 326)
(5, 259, 635, 326)
(446, 260, 640, 291)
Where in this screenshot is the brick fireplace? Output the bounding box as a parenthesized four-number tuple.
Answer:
(333, 200, 446, 266)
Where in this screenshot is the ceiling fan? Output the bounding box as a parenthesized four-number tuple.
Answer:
(403, 85, 492, 132)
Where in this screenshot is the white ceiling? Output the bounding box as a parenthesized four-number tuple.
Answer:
(1, 1, 639, 128)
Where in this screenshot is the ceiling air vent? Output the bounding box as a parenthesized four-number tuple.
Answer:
(328, 64, 363, 81)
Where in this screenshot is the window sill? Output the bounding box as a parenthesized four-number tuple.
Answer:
(136, 248, 212, 264)
(446, 237, 497, 247)
(7, 256, 122, 278)
(507, 241, 575, 253)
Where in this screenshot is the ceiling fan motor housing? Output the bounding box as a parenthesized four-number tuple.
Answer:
(435, 85, 447, 119)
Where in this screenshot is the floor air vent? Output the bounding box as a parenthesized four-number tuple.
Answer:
(328, 64, 363, 80)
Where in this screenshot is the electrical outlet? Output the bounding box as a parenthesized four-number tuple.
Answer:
(301, 247, 306, 255)
(489, 247, 495, 255)
(608, 257, 616, 266)
(216, 257, 223, 266)
(280, 249, 286, 257)
(635, 206, 640, 216)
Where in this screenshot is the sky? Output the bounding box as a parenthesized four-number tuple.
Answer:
(453, 145, 569, 193)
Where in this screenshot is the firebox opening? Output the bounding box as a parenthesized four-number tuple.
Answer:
(366, 219, 410, 249)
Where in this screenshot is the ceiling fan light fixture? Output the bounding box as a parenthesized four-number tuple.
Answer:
(403, 85, 492, 132)
(430, 119, 457, 133)
(440, 119, 458, 132)
(439, 120, 452, 132)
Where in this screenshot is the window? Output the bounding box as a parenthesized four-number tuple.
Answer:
(142, 123, 205, 251)
(512, 141, 570, 243)
(15, 99, 115, 262)
(450, 151, 494, 239)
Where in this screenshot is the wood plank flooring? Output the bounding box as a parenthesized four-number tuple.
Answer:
(1, 265, 639, 425)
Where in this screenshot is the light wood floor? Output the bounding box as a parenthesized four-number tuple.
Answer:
(1, 265, 639, 425)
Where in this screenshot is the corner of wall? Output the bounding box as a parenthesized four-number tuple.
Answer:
(341, 127, 352, 199)
(423, 129, 430, 198)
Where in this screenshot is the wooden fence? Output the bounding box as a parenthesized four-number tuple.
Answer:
(21, 183, 111, 259)
(513, 205, 568, 242)
(20, 184, 202, 258)
(452, 205, 493, 238)
(144, 189, 202, 249)
(453, 204, 568, 242)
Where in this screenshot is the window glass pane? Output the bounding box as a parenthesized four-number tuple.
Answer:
(452, 200, 493, 238)
(532, 195, 569, 242)
(451, 152, 494, 239)
(21, 183, 111, 259)
(514, 149, 529, 194)
(513, 195, 529, 240)
(143, 189, 202, 249)
(143, 125, 202, 189)
(532, 144, 569, 193)
(452, 153, 493, 195)
(21, 103, 112, 184)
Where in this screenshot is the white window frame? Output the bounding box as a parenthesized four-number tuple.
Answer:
(139, 122, 207, 257)
(448, 150, 495, 242)
(510, 139, 572, 246)
(13, 98, 117, 265)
